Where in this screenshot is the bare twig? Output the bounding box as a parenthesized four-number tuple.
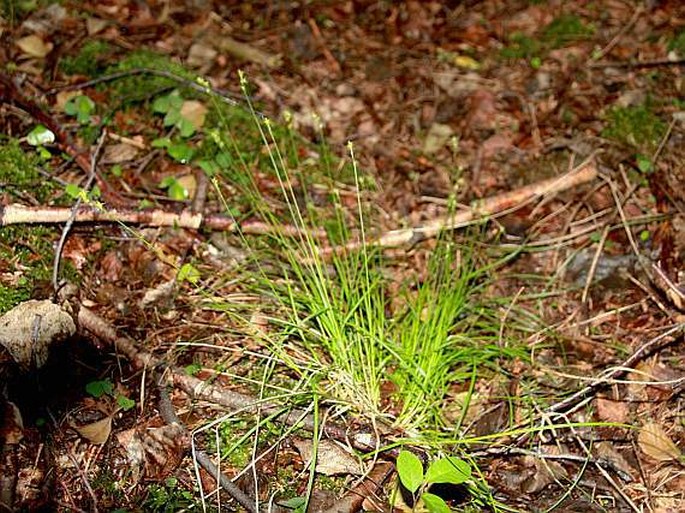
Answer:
(156, 383, 258, 513)
(545, 323, 685, 414)
(0, 204, 325, 238)
(320, 158, 598, 256)
(52, 131, 107, 294)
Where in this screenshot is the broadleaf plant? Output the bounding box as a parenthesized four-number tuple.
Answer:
(396, 450, 471, 512)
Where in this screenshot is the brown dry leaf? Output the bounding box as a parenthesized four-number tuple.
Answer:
(180, 100, 207, 131)
(595, 396, 630, 424)
(638, 422, 683, 462)
(176, 174, 197, 200)
(15, 35, 53, 58)
(86, 17, 109, 35)
(187, 42, 217, 68)
(520, 455, 568, 494)
(293, 438, 362, 476)
(74, 415, 113, 445)
(103, 142, 139, 163)
(422, 123, 453, 155)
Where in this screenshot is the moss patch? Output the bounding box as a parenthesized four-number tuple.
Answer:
(602, 103, 666, 153)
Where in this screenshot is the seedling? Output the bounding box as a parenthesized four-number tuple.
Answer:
(64, 94, 96, 125)
(151, 137, 195, 163)
(26, 124, 54, 160)
(396, 450, 471, 513)
(85, 378, 136, 411)
(152, 89, 198, 137)
(158, 175, 190, 200)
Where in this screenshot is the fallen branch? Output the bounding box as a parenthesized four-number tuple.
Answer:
(0, 204, 324, 238)
(76, 307, 381, 452)
(321, 158, 599, 256)
(156, 382, 259, 513)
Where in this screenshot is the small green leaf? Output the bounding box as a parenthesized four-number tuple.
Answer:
(65, 183, 83, 199)
(86, 379, 114, 398)
(636, 154, 653, 174)
(396, 450, 424, 494)
(111, 164, 123, 177)
(164, 109, 182, 127)
(27, 124, 55, 146)
(177, 263, 200, 284)
(198, 159, 218, 176)
(65, 95, 95, 124)
(422, 493, 451, 513)
(151, 137, 171, 149)
(639, 229, 650, 242)
(425, 457, 471, 485)
(116, 395, 136, 411)
(530, 56, 542, 69)
(168, 181, 188, 200)
(167, 142, 194, 163)
(159, 176, 176, 188)
(152, 95, 171, 114)
(185, 362, 202, 376)
(178, 117, 196, 138)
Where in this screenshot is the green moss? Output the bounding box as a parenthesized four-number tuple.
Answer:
(542, 14, 594, 48)
(502, 13, 594, 61)
(104, 50, 198, 102)
(59, 40, 112, 77)
(0, 138, 59, 201)
(500, 32, 541, 60)
(0, 139, 40, 185)
(0, 226, 54, 314)
(602, 103, 666, 153)
(669, 30, 685, 56)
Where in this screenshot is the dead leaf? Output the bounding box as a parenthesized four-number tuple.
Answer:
(180, 101, 207, 131)
(293, 438, 362, 476)
(16, 35, 53, 58)
(103, 142, 139, 163)
(86, 17, 109, 35)
(187, 43, 217, 68)
(176, 173, 197, 200)
(74, 415, 113, 445)
(520, 455, 568, 493)
(595, 396, 629, 424)
(638, 422, 683, 462)
(139, 279, 177, 310)
(422, 123, 453, 154)
(117, 424, 188, 481)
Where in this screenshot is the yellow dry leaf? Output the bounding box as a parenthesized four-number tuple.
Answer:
(180, 100, 207, 130)
(453, 54, 481, 70)
(16, 34, 53, 58)
(638, 422, 682, 462)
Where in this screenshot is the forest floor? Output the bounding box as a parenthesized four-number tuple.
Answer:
(1, 1, 685, 512)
